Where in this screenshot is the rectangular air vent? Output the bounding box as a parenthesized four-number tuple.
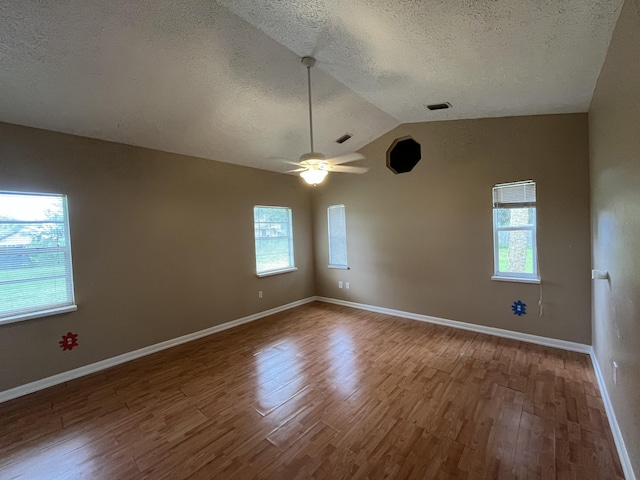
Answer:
(335, 133, 352, 144)
(427, 102, 452, 111)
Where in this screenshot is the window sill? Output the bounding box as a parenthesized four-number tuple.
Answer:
(256, 267, 298, 278)
(491, 276, 540, 284)
(0, 305, 78, 326)
(328, 265, 349, 270)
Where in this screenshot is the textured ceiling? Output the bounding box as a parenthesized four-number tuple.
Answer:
(0, 0, 623, 172)
(219, 0, 623, 122)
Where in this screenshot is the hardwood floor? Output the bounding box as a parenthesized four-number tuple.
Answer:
(0, 302, 624, 479)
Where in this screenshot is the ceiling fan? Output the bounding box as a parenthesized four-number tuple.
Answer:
(281, 56, 369, 186)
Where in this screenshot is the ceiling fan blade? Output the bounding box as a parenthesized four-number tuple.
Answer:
(285, 168, 307, 174)
(329, 165, 369, 174)
(326, 152, 365, 165)
(268, 156, 301, 167)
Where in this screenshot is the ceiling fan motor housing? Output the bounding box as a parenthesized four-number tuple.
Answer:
(300, 152, 327, 163)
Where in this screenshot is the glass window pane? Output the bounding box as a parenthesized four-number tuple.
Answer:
(255, 238, 291, 272)
(0, 278, 71, 316)
(0, 193, 64, 222)
(496, 207, 535, 228)
(0, 222, 66, 249)
(254, 206, 288, 224)
(0, 252, 68, 281)
(254, 206, 294, 274)
(0, 191, 75, 320)
(497, 230, 535, 274)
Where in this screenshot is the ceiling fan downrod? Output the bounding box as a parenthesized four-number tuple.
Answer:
(302, 56, 316, 154)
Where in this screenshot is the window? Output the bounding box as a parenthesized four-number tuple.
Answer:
(0, 191, 77, 323)
(253, 206, 296, 276)
(328, 205, 348, 268)
(492, 181, 539, 282)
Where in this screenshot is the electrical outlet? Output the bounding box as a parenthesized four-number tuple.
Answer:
(338, 281, 343, 289)
(258, 291, 263, 299)
(613, 361, 619, 385)
(345, 282, 350, 289)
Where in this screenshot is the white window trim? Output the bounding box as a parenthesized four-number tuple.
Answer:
(491, 275, 541, 285)
(0, 191, 77, 324)
(492, 182, 539, 283)
(253, 205, 295, 276)
(327, 204, 348, 269)
(0, 304, 78, 325)
(256, 267, 298, 278)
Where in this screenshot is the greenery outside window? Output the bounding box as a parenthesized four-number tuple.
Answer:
(0, 191, 77, 323)
(492, 181, 539, 283)
(253, 206, 296, 276)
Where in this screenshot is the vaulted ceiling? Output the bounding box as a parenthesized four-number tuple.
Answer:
(0, 0, 623, 172)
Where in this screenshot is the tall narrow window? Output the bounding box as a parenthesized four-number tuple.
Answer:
(492, 181, 538, 282)
(0, 191, 77, 323)
(253, 206, 296, 276)
(327, 205, 348, 269)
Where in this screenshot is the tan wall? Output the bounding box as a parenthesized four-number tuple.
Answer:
(312, 114, 592, 344)
(0, 122, 315, 391)
(589, 0, 640, 474)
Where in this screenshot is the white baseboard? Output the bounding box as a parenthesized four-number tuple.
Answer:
(316, 296, 634, 479)
(315, 296, 591, 353)
(590, 351, 636, 480)
(0, 297, 316, 404)
(3, 295, 633, 480)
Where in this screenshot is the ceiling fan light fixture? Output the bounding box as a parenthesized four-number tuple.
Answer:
(300, 168, 328, 185)
(277, 56, 367, 184)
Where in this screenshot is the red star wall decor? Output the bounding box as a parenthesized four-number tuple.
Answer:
(59, 332, 78, 351)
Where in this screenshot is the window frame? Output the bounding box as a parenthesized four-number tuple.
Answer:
(253, 205, 297, 277)
(327, 204, 349, 269)
(491, 181, 540, 284)
(0, 190, 77, 325)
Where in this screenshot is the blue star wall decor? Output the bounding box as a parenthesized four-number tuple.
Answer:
(512, 300, 527, 316)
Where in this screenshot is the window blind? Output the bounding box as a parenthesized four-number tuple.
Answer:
(492, 180, 536, 208)
(328, 205, 347, 267)
(0, 192, 75, 321)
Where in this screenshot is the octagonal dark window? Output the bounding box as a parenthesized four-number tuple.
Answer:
(386, 136, 421, 174)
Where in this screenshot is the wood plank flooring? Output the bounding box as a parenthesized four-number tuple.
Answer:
(0, 302, 624, 479)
